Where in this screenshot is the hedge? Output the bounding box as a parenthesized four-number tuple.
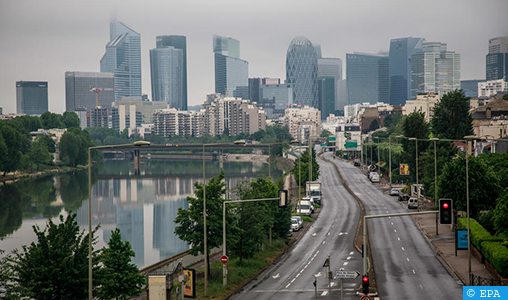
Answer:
(457, 218, 504, 253)
(482, 241, 508, 278)
(458, 218, 508, 278)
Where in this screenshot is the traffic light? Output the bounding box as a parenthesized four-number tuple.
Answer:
(439, 198, 453, 225)
(362, 275, 369, 295)
(278, 190, 288, 208)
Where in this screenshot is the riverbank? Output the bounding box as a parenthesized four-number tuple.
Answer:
(0, 165, 88, 185)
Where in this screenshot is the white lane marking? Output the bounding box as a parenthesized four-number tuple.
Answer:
(328, 232, 331, 236)
(321, 291, 328, 296)
(322, 241, 326, 245)
(402, 247, 405, 251)
(391, 222, 394, 225)
(407, 258, 410, 262)
(312, 233, 317, 236)
(350, 252, 354, 255)
(347, 256, 351, 260)
(394, 229, 397, 233)
(272, 273, 280, 279)
(343, 262, 348, 266)
(315, 272, 322, 277)
(413, 270, 416, 274)
(420, 284, 424, 289)
(329, 282, 336, 287)
(291, 278, 296, 283)
(398, 237, 401, 241)
(285, 283, 291, 288)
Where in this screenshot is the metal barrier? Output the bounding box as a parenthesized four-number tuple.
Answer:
(470, 273, 508, 286)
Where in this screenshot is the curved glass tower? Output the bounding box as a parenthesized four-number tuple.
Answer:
(286, 36, 318, 108)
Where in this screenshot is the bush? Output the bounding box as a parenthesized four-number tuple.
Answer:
(457, 218, 504, 253)
(301, 216, 313, 223)
(481, 241, 508, 278)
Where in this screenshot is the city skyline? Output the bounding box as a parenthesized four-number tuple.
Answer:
(0, 0, 507, 114)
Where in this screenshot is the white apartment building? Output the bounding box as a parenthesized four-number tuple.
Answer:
(478, 79, 508, 98)
(284, 106, 321, 141)
(111, 97, 169, 135)
(153, 108, 203, 137)
(403, 92, 440, 122)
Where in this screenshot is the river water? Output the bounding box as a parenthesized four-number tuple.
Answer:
(0, 159, 282, 269)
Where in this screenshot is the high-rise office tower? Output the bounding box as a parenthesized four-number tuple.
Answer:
(65, 72, 115, 111)
(155, 35, 188, 110)
(213, 35, 249, 99)
(346, 52, 389, 105)
(317, 57, 342, 116)
(100, 20, 141, 100)
(150, 44, 183, 109)
(286, 36, 319, 108)
(16, 81, 48, 115)
(411, 42, 460, 99)
(248, 77, 281, 103)
(486, 36, 508, 81)
(389, 37, 423, 105)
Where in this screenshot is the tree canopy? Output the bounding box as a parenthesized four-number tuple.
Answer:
(431, 89, 473, 140)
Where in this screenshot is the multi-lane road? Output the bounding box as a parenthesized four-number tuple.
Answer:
(231, 151, 463, 299)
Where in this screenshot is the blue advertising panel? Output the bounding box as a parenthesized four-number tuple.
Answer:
(457, 229, 468, 250)
(463, 286, 508, 299)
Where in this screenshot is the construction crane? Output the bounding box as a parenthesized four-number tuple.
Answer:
(89, 86, 116, 108)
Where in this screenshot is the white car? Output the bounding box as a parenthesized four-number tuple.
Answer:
(291, 216, 303, 231)
(390, 188, 399, 196)
(408, 198, 418, 209)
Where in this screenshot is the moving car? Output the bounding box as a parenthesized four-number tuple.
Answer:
(390, 188, 399, 196)
(297, 199, 314, 216)
(291, 216, 303, 231)
(408, 198, 418, 209)
(398, 193, 410, 201)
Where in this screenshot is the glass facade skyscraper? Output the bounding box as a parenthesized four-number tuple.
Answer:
(155, 36, 188, 110)
(346, 52, 389, 105)
(16, 81, 48, 115)
(389, 37, 423, 105)
(100, 21, 141, 100)
(317, 57, 342, 113)
(150, 44, 184, 110)
(486, 36, 508, 81)
(65, 71, 115, 111)
(286, 36, 319, 108)
(213, 35, 248, 99)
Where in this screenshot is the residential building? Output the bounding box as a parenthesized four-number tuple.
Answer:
(411, 42, 460, 99)
(478, 79, 508, 98)
(283, 106, 321, 141)
(100, 21, 141, 100)
(486, 36, 508, 81)
(389, 37, 424, 105)
(470, 96, 508, 149)
(155, 35, 188, 110)
(153, 108, 202, 137)
(403, 92, 440, 122)
(346, 52, 389, 106)
(286, 36, 319, 108)
(87, 106, 109, 128)
(461, 79, 484, 98)
(111, 97, 169, 134)
(259, 83, 293, 119)
(65, 71, 114, 111)
(16, 81, 48, 115)
(213, 35, 249, 99)
(150, 45, 184, 109)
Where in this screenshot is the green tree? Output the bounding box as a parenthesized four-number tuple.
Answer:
(29, 136, 53, 171)
(292, 147, 320, 188)
(12, 213, 101, 300)
(0, 250, 19, 299)
(320, 130, 332, 138)
(40, 111, 64, 129)
(59, 131, 79, 166)
(431, 89, 473, 139)
(438, 153, 501, 219)
(502, 93, 508, 100)
(401, 112, 430, 183)
(98, 228, 145, 300)
(0, 125, 22, 176)
(62, 111, 81, 128)
(482, 153, 508, 190)
(493, 189, 508, 237)
(369, 118, 380, 132)
(174, 170, 238, 277)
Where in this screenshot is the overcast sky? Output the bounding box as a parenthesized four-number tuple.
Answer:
(1, 0, 507, 114)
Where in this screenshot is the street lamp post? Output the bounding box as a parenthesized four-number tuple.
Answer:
(430, 137, 439, 235)
(88, 141, 150, 300)
(408, 138, 419, 200)
(374, 137, 380, 175)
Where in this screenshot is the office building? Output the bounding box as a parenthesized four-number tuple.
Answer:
(411, 42, 460, 99)
(259, 83, 293, 119)
(87, 107, 109, 128)
(389, 37, 423, 105)
(461, 79, 484, 98)
(346, 52, 389, 105)
(154, 35, 188, 110)
(100, 21, 141, 100)
(486, 37, 508, 81)
(249, 78, 280, 103)
(65, 71, 114, 111)
(318, 57, 342, 114)
(213, 35, 249, 99)
(286, 36, 319, 108)
(150, 45, 183, 109)
(16, 81, 48, 115)
(318, 77, 336, 120)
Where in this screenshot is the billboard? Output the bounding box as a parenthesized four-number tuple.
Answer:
(183, 268, 195, 298)
(399, 164, 409, 175)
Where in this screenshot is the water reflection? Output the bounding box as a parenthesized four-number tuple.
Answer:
(0, 159, 281, 269)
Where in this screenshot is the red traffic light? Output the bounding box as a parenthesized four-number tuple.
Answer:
(362, 276, 369, 282)
(443, 203, 449, 209)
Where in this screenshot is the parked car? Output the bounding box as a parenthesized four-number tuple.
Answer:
(398, 193, 410, 201)
(291, 216, 303, 231)
(408, 198, 418, 209)
(390, 188, 400, 196)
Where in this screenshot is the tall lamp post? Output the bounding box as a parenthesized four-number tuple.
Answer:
(408, 138, 419, 199)
(202, 140, 245, 295)
(374, 137, 380, 175)
(88, 141, 150, 300)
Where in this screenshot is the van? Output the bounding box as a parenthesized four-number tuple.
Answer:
(370, 172, 380, 183)
(297, 199, 314, 216)
(408, 198, 418, 209)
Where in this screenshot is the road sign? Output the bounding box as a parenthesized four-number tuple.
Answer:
(335, 270, 360, 279)
(360, 296, 372, 300)
(220, 255, 229, 264)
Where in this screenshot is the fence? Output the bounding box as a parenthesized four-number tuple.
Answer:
(470, 273, 508, 286)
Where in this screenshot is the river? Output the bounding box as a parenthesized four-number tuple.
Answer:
(0, 159, 282, 269)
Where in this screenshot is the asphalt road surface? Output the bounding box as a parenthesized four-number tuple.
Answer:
(231, 153, 363, 300)
(326, 153, 463, 300)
